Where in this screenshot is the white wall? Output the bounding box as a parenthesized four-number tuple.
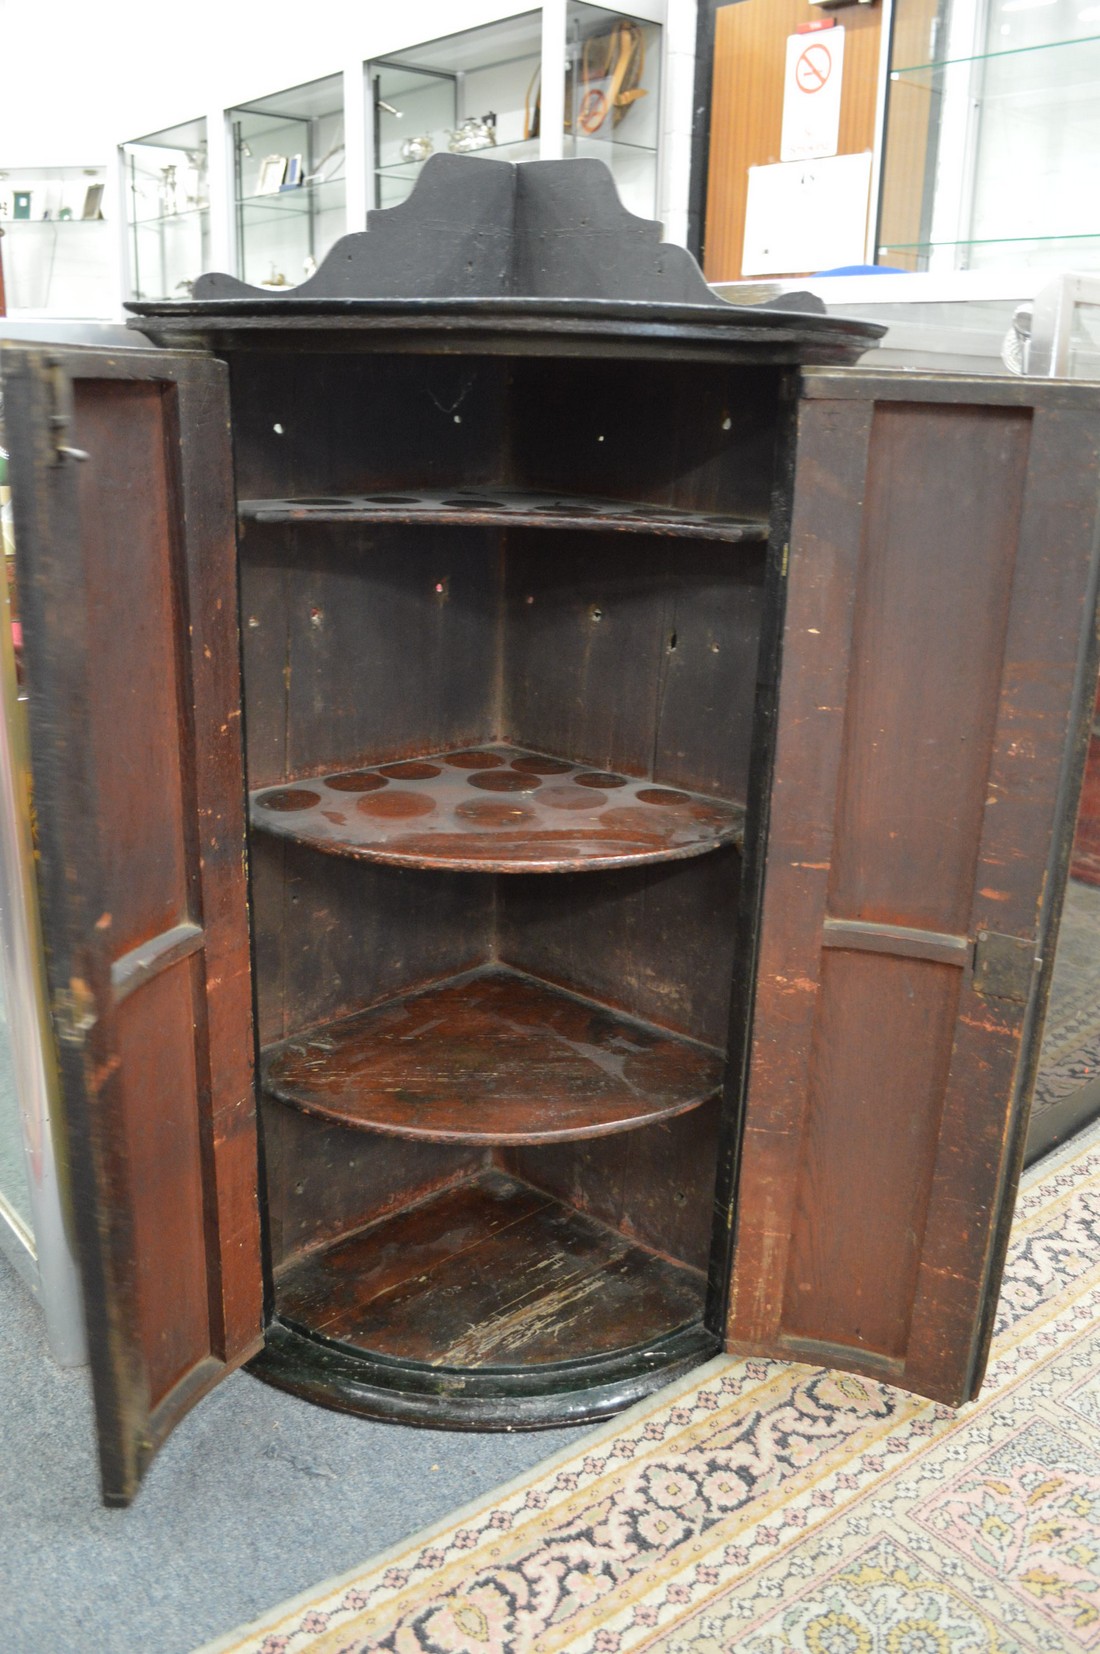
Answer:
(0, 0, 697, 315)
(0, 0, 540, 167)
(0, 0, 693, 182)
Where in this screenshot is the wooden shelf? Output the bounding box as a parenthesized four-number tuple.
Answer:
(262, 966, 724, 1143)
(275, 1170, 707, 1369)
(250, 744, 745, 873)
(238, 487, 768, 543)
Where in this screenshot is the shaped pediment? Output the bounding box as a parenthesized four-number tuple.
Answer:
(193, 154, 727, 306)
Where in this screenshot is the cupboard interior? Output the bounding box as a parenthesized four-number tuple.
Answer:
(234, 350, 778, 1412)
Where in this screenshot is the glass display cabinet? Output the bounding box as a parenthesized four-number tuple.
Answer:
(879, 0, 1100, 273)
(370, 5, 660, 219)
(230, 74, 345, 291)
(122, 121, 209, 302)
(370, 13, 542, 210)
(0, 165, 113, 316)
(564, 2, 660, 219)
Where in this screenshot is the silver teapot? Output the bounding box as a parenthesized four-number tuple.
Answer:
(399, 134, 434, 165)
(447, 114, 497, 154)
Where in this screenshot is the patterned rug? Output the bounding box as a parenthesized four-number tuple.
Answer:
(199, 1119, 1100, 1654)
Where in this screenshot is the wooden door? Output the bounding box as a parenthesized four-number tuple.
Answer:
(1, 344, 263, 1503)
(726, 371, 1100, 1404)
(703, 0, 883, 282)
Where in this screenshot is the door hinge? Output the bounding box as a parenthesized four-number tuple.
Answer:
(43, 357, 89, 466)
(53, 979, 97, 1047)
(972, 930, 1041, 1003)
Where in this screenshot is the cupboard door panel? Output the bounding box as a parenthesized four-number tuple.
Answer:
(728, 374, 1100, 1403)
(1, 344, 263, 1503)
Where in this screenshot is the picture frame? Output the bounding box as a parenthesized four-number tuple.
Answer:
(256, 155, 287, 196)
(280, 154, 304, 190)
(82, 183, 104, 220)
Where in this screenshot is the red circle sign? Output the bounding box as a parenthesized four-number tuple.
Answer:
(795, 43, 832, 94)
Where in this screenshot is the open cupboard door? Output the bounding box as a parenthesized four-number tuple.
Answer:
(728, 371, 1100, 1405)
(1, 344, 263, 1504)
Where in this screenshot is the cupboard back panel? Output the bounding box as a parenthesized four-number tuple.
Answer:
(498, 851, 741, 1047)
(263, 1097, 488, 1271)
(250, 836, 495, 1047)
(508, 360, 782, 518)
(239, 523, 500, 789)
(228, 353, 511, 499)
(501, 1096, 722, 1271)
(503, 535, 766, 799)
(227, 354, 780, 518)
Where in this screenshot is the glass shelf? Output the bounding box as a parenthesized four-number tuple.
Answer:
(1, 166, 114, 316)
(130, 204, 210, 229)
(123, 118, 209, 302)
(369, 5, 660, 218)
(232, 72, 345, 290)
(375, 137, 540, 181)
(884, 233, 1100, 252)
(892, 33, 1100, 80)
(2, 219, 108, 230)
(879, 4, 1100, 275)
(239, 178, 346, 209)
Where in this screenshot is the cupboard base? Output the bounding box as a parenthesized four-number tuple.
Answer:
(248, 1317, 722, 1430)
(251, 1169, 720, 1429)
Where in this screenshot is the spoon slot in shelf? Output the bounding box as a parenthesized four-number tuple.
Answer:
(250, 744, 745, 873)
(238, 487, 769, 543)
(272, 1169, 708, 1374)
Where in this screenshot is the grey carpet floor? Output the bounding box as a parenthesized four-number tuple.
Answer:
(0, 1249, 590, 1654)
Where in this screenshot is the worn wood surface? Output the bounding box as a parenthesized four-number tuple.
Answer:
(503, 1095, 723, 1273)
(262, 965, 723, 1145)
(727, 379, 1100, 1404)
(225, 327, 768, 1415)
(228, 353, 509, 503)
(275, 1170, 706, 1368)
(2, 344, 262, 1504)
(251, 835, 493, 1050)
(503, 536, 768, 801)
(261, 1095, 487, 1274)
(499, 850, 742, 1048)
(191, 156, 735, 309)
(508, 360, 783, 523)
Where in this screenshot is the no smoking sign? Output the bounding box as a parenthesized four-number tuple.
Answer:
(795, 43, 833, 94)
(781, 27, 845, 162)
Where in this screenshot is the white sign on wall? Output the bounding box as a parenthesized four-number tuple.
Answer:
(741, 152, 873, 277)
(780, 26, 845, 163)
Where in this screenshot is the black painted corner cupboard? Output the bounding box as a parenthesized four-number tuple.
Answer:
(4, 157, 1100, 1505)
